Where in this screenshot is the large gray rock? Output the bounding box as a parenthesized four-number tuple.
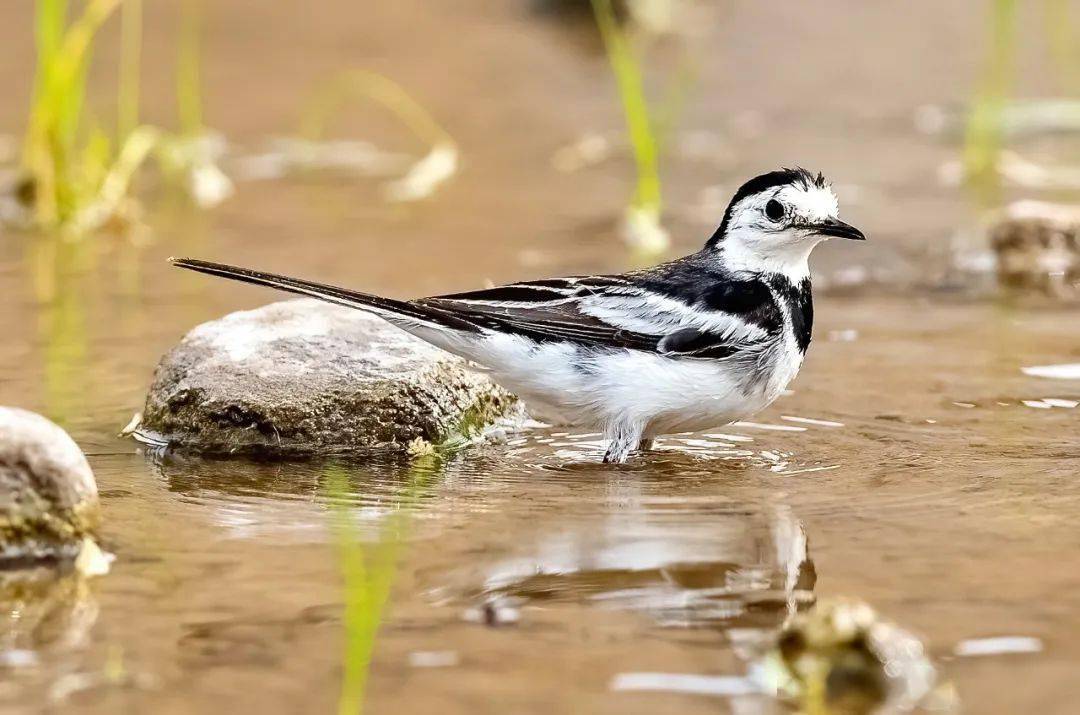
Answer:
(0, 408, 100, 563)
(136, 299, 517, 456)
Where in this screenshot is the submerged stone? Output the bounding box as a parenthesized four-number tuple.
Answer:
(760, 598, 951, 714)
(0, 408, 101, 563)
(136, 299, 517, 457)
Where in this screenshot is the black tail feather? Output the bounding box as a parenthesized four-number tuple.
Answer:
(169, 258, 478, 332)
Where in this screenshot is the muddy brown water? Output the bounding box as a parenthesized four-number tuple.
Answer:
(2, 1, 1080, 713)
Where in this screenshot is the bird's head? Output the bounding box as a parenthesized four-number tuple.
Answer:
(705, 168, 865, 278)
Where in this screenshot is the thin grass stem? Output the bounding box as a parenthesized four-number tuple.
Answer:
(962, 0, 1017, 205)
(177, 0, 204, 136)
(118, 0, 142, 140)
(590, 0, 661, 214)
(324, 456, 443, 715)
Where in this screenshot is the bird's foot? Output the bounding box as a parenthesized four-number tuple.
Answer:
(603, 427, 644, 463)
(602, 439, 635, 463)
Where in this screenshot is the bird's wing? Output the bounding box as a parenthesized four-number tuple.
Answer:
(168, 259, 775, 359)
(417, 275, 770, 358)
(417, 277, 660, 350)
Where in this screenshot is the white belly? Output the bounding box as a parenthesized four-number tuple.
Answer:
(447, 331, 804, 437)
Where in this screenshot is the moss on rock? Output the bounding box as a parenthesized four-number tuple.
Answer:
(0, 408, 100, 563)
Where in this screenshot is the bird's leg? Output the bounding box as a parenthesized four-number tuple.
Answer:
(603, 420, 644, 464)
(602, 439, 634, 464)
(637, 437, 655, 452)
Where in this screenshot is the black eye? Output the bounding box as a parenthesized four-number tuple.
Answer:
(765, 199, 785, 222)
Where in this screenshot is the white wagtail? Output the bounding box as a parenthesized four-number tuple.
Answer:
(172, 168, 864, 463)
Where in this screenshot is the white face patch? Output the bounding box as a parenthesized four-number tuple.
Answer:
(716, 180, 842, 278)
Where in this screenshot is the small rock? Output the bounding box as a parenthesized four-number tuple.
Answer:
(136, 299, 518, 457)
(0, 407, 101, 562)
(761, 598, 944, 715)
(989, 201, 1080, 298)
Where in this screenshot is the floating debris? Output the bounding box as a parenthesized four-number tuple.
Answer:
(953, 636, 1043, 657)
(66, 125, 161, 236)
(157, 131, 234, 208)
(233, 137, 411, 181)
(0, 649, 38, 669)
(408, 650, 460, 668)
(702, 432, 754, 443)
(620, 204, 671, 256)
(762, 450, 793, 471)
(1020, 398, 1076, 409)
(1022, 363, 1080, 380)
(296, 70, 459, 203)
(776, 465, 840, 477)
(610, 672, 760, 697)
(781, 416, 845, 428)
(383, 142, 459, 203)
(118, 412, 142, 438)
(827, 329, 859, 343)
(733, 421, 807, 433)
(73, 537, 113, 577)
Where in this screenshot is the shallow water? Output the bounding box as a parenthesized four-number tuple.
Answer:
(2, 1, 1080, 713)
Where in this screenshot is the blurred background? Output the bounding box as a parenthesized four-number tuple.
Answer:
(3, 1, 1078, 291)
(2, 2, 1080, 714)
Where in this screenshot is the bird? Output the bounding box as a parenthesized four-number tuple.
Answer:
(171, 167, 864, 463)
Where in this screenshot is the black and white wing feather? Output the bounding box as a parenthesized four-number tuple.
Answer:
(168, 258, 779, 361)
(419, 270, 771, 359)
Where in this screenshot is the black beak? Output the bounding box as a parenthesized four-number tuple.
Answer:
(812, 218, 866, 241)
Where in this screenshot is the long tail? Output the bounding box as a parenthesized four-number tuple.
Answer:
(169, 258, 478, 332)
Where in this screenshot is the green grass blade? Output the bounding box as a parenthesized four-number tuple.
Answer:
(24, 0, 123, 227)
(590, 0, 661, 214)
(300, 70, 453, 147)
(324, 456, 443, 715)
(177, 0, 204, 135)
(30, 0, 68, 109)
(962, 0, 1017, 204)
(118, 0, 142, 140)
